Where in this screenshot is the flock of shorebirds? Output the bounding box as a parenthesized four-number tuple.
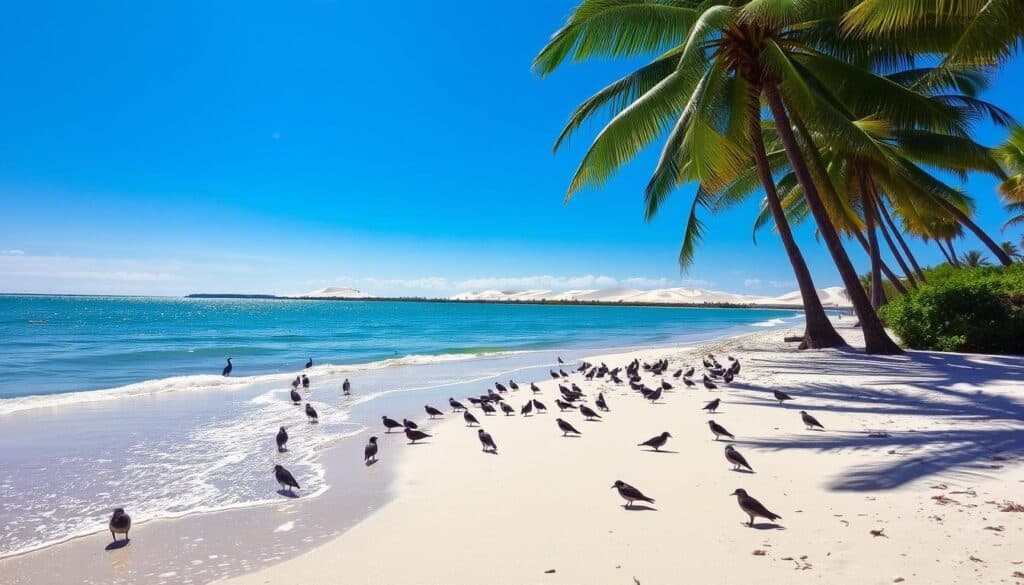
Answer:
(109, 351, 828, 542)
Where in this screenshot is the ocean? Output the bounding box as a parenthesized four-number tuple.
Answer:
(0, 295, 801, 560)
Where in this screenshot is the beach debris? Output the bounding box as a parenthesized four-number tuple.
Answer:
(999, 501, 1024, 512)
(753, 549, 767, 556)
(969, 555, 985, 563)
(984, 525, 1005, 532)
(950, 489, 976, 497)
(932, 494, 959, 506)
(894, 578, 905, 582)
(870, 529, 887, 538)
(1013, 571, 1024, 579)
(633, 578, 640, 585)
(931, 483, 949, 490)
(544, 569, 556, 574)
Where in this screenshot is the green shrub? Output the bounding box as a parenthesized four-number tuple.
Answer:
(879, 265, 1024, 354)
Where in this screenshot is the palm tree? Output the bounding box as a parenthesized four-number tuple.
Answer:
(533, 0, 848, 349)
(962, 250, 991, 268)
(994, 125, 1024, 233)
(1001, 241, 1022, 261)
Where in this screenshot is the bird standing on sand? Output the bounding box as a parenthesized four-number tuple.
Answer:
(222, 358, 233, 377)
(305, 357, 313, 369)
(724, 445, 753, 471)
(773, 390, 794, 403)
(478, 429, 498, 453)
(301, 375, 310, 389)
(276, 426, 288, 451)
(801, 410, 825, 430)
(382, 416, 403, 433)
(342, 378, 351, 395)
(449, 397, 466, 412)
(403, 418, 418, 430)
(646, 387, 663, 403)
(559, 369, 569, 378)
(708, 420, 734, 440)
(579, 404, 601, 421)
(556, 399, 576, 412)
(290, 389, 302, 405)
(463, 410, 480, 427)
(549, 370, 560, 379)
(532, 399, 547, 413)
(495, 382, 508, 393)
(556, 418, 581, 436)
(425, 405, 443, 419)
(684, 366, 695, 377)
(109, 508, 131, 542)
(481, 401, 497, 416)
(530, 383, 541, 393)
(595, 392, 608, 411)
(364, 436, 378, 463)
(703, 398, 720, 413)
(703, 375, 718, 390)
(730, 489, 781, 526)
(509, 380, 519, 391)
(611, 480, 654, 509)
(274, 464, 300, 493)
(404, 428, 431, 444)
(683, 377, 696, 388)
(661, 380, 673, 391)
(305, 403, 318, 423)
(638, 431, 672, 451)
(499, 401, 515, 416)
(521, 400, 533, 416)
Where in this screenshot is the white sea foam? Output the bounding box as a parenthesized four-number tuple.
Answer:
(751, 317, 788, 327)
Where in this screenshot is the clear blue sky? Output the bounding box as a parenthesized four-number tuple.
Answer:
(1, 1, 1021, 297)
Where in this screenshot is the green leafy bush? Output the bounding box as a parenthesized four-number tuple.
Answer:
(879, 265, 1024, 354)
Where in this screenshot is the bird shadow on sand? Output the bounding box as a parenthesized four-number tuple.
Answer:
(276, 489, 300, 498)
(365, 459, 378, 467)
(407, 441, 431, 445)
(624, 505, 656, 512)
(104, 540, 130, 551)
(747, 522, 785, 530)
(642, 449, 678, 454)
(730, 468, 755, 474)
(734, 346, 1024, 491)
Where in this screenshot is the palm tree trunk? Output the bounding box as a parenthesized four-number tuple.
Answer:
(935, 198, 1013, 266)
(860, 172, 885, 309)
(746, 87, 846, 349)
(867, 187, 917, 288)
(764, 83, 901, 354)
(853, 231, 908, 294)
(936, 239, 955, 265)
(946, 238, 961, 265)
(878, 198, 926, 283)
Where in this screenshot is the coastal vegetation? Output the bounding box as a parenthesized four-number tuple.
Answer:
(534, 0, 1024, 355)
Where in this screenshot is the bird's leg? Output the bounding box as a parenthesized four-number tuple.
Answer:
(111, 531, 116, 542)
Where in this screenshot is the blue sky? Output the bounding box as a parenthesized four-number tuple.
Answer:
(1, 1, 1021, 297)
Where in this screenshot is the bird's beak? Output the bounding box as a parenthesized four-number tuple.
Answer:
(728, 490, 738, 496)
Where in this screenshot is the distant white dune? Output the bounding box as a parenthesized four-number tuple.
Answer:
(290, 287, 372, 299)
(449, 285, 850, 308)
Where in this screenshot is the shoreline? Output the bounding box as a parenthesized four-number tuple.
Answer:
(220, 321, 1024, 585)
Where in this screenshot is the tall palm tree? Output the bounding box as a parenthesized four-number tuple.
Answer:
(994, 125, 1024, 233)
(962, 250, 991, 267)
(533, 0, 848, 349)
(1001, 241, 1022, 261)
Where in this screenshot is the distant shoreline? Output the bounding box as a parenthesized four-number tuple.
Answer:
(185, 293, 842, 312)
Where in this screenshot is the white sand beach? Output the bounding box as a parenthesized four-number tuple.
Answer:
(219, 321, 1024, 585)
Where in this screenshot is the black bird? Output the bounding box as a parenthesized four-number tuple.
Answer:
(773, 390, 794, 403)
(661, 380, 673, 391)
(673, 369, 682, 378)
(724, 445, 753, 472)
(521, 400, 533, 416)
(509, 380, 519, 391)
(481, 401, 496, 416)
(274, 464, 300, 493)
(292, 377, 300, 390)
(449, 397, 466, 412)
(404, 428, 431, 444)
(730, 489, 781, 526)
(703, 375, 718, 390)
(611, 480, 654, 509)
(382, 416, 403, 433)
(364, 436, 378, 463)
(708, 420, 734, 440)
(703, 398, 720, 413)
(638, 431, 672, 451)
(464, 410, 480, 427)
(555, 399, 576, 411)
(549, 370, 560, 379)
(109, 508, 131, 542)
(556, 417, 581, 436)
(305, 357, 313, 369)
(730, 360, 742, 375)
(305, 403, 318, 423)
(276, 426, 288, 451)
(342, 378, 351, 395)
(290, 389, 302, 405)
(495, 382, 508, 393)
(222, 358, 233, 377)
(468, 397, 482, 406)
(646, 387, 663, 403)
(557, 356, 564, 364)
(723, 370, 734, 384)
(499, 401, 515, 416)
(425, 405, 443, 419)
(302, 375, 310, 389)
(801, 410, 825, 430)
(559, 369, 569, 378)
(530, 382, 541, 393)
(683, 377, 696, 388)
(579, 404, 601, 421)
(532, 399, 547, 413)
(403, 418, 418, 430)
(478, 429, 497, 453)
(684, 366, 695, 377)
(595, 392, 608, 411)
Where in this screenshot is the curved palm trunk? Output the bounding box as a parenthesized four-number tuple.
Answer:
(860, 173, 885, 309)
(747, 87, 846, 349)
(946, 238, 962, 265)
(764, 84, 901, 354)
(935, 198, 1013, 266)
(853, 231, 908, 294)
(936, 239, 956, 265)
(867, 187, 917, 288)
(878, 198, 926, 283)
